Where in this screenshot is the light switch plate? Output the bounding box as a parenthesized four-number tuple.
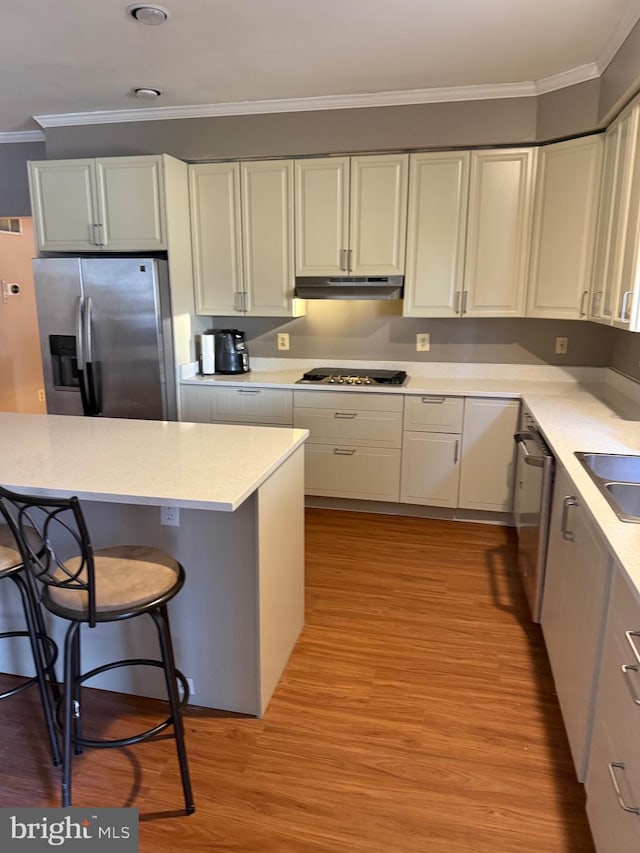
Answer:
(555, 336, 568, 354)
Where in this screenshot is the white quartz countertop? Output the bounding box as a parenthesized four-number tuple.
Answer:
(0, 412, 308, 512)
(182, 358, 640, 593)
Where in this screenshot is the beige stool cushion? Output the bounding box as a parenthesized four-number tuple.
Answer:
(0, 524, 22, 572)
(49, 545, 180, 614)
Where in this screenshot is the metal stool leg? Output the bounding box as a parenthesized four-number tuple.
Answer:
(11, 573, 61, 767)
(151, 606, 195, 815)
(61, 622, 81, 808)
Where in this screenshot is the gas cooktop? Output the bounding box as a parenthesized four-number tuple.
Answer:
(296, 367, 408, 386)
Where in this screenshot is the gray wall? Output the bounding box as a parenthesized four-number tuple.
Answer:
(213, 303, 614, 367)
(0, 141, 45, 216)
(611, 328, 640, 381)
(44, 98, 539, 161)
(600, 18, 640, 122)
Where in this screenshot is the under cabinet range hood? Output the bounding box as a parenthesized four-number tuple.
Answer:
(294, 275, 404, 300)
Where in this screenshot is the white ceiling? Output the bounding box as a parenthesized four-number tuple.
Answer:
(3, 0, 640, 138)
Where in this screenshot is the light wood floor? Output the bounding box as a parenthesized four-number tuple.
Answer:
(0, 509, 595, 852)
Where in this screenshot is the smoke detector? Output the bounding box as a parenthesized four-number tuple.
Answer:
(127, 5, 169, 25)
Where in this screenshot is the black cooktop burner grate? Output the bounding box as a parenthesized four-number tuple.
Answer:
(297, 367, 408, 386)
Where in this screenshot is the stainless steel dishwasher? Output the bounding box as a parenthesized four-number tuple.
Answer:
(513, 406, 555, 622)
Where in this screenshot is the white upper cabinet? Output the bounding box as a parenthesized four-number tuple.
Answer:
(403, 152, 470, 318)
(462, 149, 536, 317)
(295, 154, 408, 276)
(189, 159, 299, 317)
(527, 136, 603, 320)
(612, 104, 640, 331)
(29, 156, 168, 252)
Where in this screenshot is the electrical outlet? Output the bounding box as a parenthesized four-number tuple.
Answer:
(277, 333, 290, 351)
(37, 389, 45, 402)
(160, 506, 180, 527)
(555, 336, 568, 355)
(416, 333, 430, 352)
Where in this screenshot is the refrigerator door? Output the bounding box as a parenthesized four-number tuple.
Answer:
(81, 258, 176, 420)
(33, 257, 86, 416)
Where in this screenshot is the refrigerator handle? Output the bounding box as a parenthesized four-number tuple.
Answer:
(75, 297, 91, 416)
(84, 297, 101, 416)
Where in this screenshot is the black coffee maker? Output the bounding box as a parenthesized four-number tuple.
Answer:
(214, 329, 250, 374)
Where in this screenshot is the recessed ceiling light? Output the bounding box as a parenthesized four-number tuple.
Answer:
(132, 87, 162, 100)
(127, 4, 169, 25)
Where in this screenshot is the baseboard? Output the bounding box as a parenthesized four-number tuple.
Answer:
(304, 496, 513, 526)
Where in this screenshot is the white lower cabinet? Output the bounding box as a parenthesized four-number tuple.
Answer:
(541, 465, 612, 782)
(293, 391, 403, 501)
(586, 566, 640, 852)
(400, 395, 463, 507)
(458, 398, 519, 512)
(181, 385, 293, 426)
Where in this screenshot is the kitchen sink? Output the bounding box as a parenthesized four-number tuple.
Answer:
(575, 452, 640, 523)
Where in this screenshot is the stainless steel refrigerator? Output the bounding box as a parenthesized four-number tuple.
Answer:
(33, 257, 177, 420)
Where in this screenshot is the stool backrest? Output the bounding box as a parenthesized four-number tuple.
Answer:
(0, 487, 97, 626)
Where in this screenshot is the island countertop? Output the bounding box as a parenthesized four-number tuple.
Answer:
(0, 412, 308, 511)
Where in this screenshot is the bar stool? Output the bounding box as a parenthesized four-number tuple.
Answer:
(0, 487, 195, 814)
(0, 524, 61, 766)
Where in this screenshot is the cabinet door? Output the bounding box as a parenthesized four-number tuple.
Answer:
(458, 398, 519, 512)
(590, 121, 631, 324)
(189, 162, 243, 315)
(95, 156, 166, 250)
(28, 159, 97, 251)
(400, 432, 461, 507)
(586, 569, 640, 852)
(403, 152, 470, 317)
(463, 149, 535, 317)
(241, 160, 295, 316)
(613, 105, 640, 331)
(349, 154, 409, 275)
(294, 157, 350, 275)
(541, 467, 612, 781)
(527, 137, 603, 320)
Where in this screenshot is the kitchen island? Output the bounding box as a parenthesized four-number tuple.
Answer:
(0, 412, 308, 715)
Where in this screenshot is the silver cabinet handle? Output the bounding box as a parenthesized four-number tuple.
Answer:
(421, 396, 446, 404)
(561, 496, 577, 541)
(619, 290, 633, 323)
(233, 291, 244, 312)
(334, 411, 357, 419)
(334, 448, 356, 455)
(608, 763, 640, 814)
(579, 290, 589, 317)
(621, 665, 640, 707)
(461, 290, 468, 315)
(347, 248, 353, 273)
(339, 249, 349, 272)
(453, 439, 459, 465)
(626, 631, 640, 665)
(237, 389, 260, 395)
(455, 290, 462, 315)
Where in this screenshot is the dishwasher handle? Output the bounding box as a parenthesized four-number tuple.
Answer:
(514, 432, 546, 468)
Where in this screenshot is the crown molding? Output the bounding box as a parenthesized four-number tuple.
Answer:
(535, 62, 600, 95)
(0, 130, 45, 143)
(34, 81, 541, 128)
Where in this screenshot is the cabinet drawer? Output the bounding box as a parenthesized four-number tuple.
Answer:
(180, 385, 293, 425)
(403, 395, 463, 432)
(294, 390, 403, 412)
(294, 407, 402, 447)
(214, 387, 293, 424)
(304, 444, 401, 501)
